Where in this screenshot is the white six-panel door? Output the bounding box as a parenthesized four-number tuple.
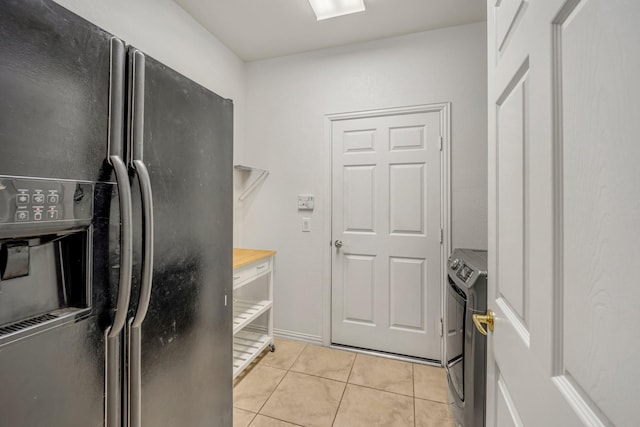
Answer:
(487, 0, 640, 425)
(330, 105, 448, 360)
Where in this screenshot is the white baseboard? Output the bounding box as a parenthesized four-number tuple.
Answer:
(273, 328, 322, 346)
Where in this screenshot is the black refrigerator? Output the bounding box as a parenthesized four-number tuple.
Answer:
(0, 1, 233, 426)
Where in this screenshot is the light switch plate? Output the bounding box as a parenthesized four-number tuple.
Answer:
(302, 217, 311, 232)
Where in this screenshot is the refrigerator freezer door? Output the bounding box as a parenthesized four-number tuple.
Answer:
(126, 52, 233, 426)
(0, 1, 120, 426)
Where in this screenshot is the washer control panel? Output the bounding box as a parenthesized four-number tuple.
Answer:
(456, 264, 474, 283)
(448, 249, 487, 289)
(0, 177, 93, 229)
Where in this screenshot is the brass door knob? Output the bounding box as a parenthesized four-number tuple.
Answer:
(472, 309, 495, 336)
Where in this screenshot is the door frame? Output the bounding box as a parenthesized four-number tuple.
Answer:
(321, 103, 452, 363)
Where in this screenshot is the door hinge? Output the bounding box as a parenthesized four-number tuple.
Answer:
(439, 136, 443, 151)
(439, 318, 443, 337)
(439, 228, 443, 244)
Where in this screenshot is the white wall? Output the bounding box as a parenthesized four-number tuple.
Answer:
(52, 0, 246, 244)
(239, 22, 488, 341)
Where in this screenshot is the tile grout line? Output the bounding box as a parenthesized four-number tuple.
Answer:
(260, 341, 307, 372)
(413, 363, 451, 405)
(344, 353, 416, 398)
(234, 406, 258, 427)
(412, 363, 416, 427)
(330, 381, 347, 427)
(251, 367, 289, 416)
(287, 344, 358, 384)
(250, 343, 309, 419)
(255, 414, 306, 427)
(330, 352, 357, 426)
(252, 342, 310, 426)
(288, 342, 308, 369)
(345, 355, 416, 399)
(287, 369, 351, 384)
(246, 408, 257, 427)
(341, 382, 415, 399)
(414, 395, 450, 405)
(295, 343, 342, 427)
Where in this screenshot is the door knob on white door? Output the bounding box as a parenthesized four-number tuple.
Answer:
(334, 240, 343, 248)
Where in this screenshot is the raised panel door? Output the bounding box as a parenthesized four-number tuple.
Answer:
(331, 107, 445, 360)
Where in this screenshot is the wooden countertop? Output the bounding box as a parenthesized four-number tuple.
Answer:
(233, 248, 277, 269)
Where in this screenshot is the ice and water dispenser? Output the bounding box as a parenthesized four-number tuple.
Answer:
(0, 176, 94, 342)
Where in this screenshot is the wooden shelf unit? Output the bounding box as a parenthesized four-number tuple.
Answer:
(232, 248, 276, 378)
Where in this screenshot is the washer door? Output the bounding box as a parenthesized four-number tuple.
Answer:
(446, 277, 466, 401)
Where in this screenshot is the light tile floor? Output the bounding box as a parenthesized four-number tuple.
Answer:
(233, 338, 454, 427)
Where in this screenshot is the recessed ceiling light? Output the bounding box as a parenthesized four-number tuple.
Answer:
(308, 0, 366, 21)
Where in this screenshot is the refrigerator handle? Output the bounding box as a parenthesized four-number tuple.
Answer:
(130, 166, 153, 327)
(106, 154, 132, 427)
(106, 154, 133, 338)
(105, 37, 133, 427)
(128, 160, 153, 427)
(128, 49, 155, 427)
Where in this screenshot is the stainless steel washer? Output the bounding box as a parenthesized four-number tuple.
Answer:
(445, 248, 488, 427)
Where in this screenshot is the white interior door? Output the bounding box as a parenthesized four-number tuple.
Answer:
(487, 0, 640, 425)
(330, 106, 447, 360)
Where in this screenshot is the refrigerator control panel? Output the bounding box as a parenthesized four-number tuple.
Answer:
(0, 176, 93, 232)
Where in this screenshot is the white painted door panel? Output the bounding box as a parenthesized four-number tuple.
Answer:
(331, 108, 444, 360)
(487, 0, 640, 426)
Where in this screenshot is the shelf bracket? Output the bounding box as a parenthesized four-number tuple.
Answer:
(234, 164, 269, 201)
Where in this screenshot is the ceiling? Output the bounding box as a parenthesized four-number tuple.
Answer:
(173, 0, 487, 62)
